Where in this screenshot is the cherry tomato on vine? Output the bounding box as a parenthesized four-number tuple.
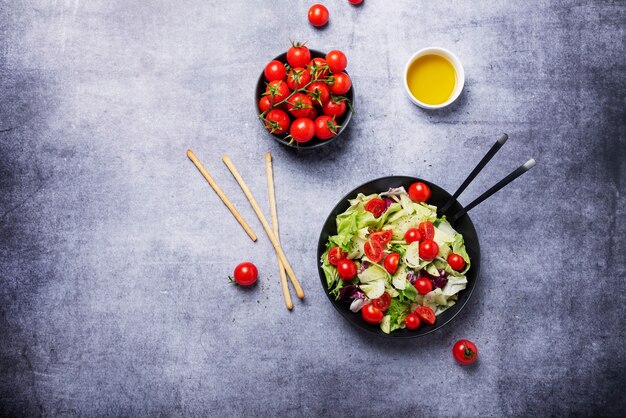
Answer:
(322, 96, 348, 117)
(258, 96, 272, 113)
(448, 253, 466, 271)
(405, 313, 421, 330)
(452, 339, 478, 365)
(408, 182, 431, 203)
(264, 109, 290, 134)
(231, 262, 258, 286)
(337, 259, 357, 281)
(372, 292, 391, 312)
(289, 117, 315, 143)
(287, 93, 314, 118)
(264, 80, 291, 105)
(308, 4, 329, 27)
(309, 57, 329, 79)
(419, 239, 439, 261)
(364, 198, 386, 218)
(287, 43, 311, 68)
(314, 115, 339, 140)
(370, 229, 392, 245)
(404, 228, 422, 244)
(414, 277, 433, 295)
(328, 246, 347, 266)
(414, 306, 436, 325)
(307, 81, 331, 106)
(418, 221, 435, 241)
(264, 60, 286, 82)
(286, 67, 312, 90)
(326, 50, 348, 74)
(307, 106, 318, 120)
(362, 304, 384, 324)
(383, 252, 400, 274)
(330, 72, 352, 95)
(364, 240, 383, 263)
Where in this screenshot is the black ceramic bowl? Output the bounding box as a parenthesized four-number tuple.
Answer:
(255, 49, 354, 150)
(317, 176, 481, 339)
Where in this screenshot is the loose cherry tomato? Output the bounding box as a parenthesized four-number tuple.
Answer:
(370, 229, 392, 245)
(264, 80, 291, 105)
(264, 109, 290, 134)
(264, 60, 286, 82)
(322, 96, 348, 117)
(419, 239, 439, 261)
(287, 93, 314, 118)
(362, 304, 384, 324)
(286, 67, 312, 90)
(307, 81, 331, 106)
(448, 253, 466, 271)
(408, 182, 431, 203)
(328, 246, 347, 266)
(231, 262, 258, 286)
(308, 57, 329, 79)
(258, 96, 272, 113)
(308, 4, 329, 27)
(418, 221, 435, 240)
(415, 306, 436, 325)
(383, 252, 400, 274)
(314, 115, 339, 140)
(364, 198, 386, 218)
(287, 43, 311, 68)
(330, 72, 352, 95)
(337, 259, 357, 281)
(364, 240, 383, 263)
(348, 0, 363, 4)
(404, 228, 423, 244)
(289, 117, 315, 143)
(405, 313, 421, 330)
(326, 50, 347, 74)
(414, 277, 433, 295)
(372, 291, 391, 312)
(452, 339, 478, 365)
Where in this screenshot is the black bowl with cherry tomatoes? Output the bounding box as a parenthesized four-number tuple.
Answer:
(256, 48, 354, 150)
(317, 176, 481, 339)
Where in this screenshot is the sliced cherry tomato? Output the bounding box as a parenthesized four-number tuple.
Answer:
(231, 262, 258, 286)
(337, 259, 357, 281)
(287, 93, 314, 118)
(452, 339, 478, 365)
(418, 221, 435, 240)
(307, 81, 331, 106)
(419, 239, 439, 261)
(264, 109, 290, 134)
(330, 72, 352, 95)
(328, 246, 347, 266)
(287, 43, 311, 68)
(308, 57, 329, 79)
(286, 67, 312, 90)
(415, 306, 436, 326)
(308, 4, 329, 27)
(322, 95, 348, 117)
(405, 313, 421, 330)
(364, 198, 386, 218)
(414, 277, 433, 295)
(383, 252, 400, 274)
(448, 253, 466, 271)
(372, 292, 391, 312)
(364, 240, 383, 263)
(325, 50, 348, 74)
(404, 228, 423, 244)
(289, 117, 315, 143)
(408, 182, 431, 203)
(362, 304, 384, 324)
(314, 115, 339, 140)
(370, 229, 392, 245)
(258, 95, 272, 113)
(264, 60, 286, 82)
(264, 80, 291, 105)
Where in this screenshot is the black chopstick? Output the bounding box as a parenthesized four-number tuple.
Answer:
(449, 159, 536, 223)
(439, 133, 508, 216)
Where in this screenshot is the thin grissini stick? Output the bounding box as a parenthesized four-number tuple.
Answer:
(222, 154, 305, 299)
(265, 153, 293, 310)
(186, 149, 257, 242)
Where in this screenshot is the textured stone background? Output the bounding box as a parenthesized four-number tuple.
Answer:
(1, 0, 624, 416)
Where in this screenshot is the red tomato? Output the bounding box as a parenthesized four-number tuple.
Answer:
(308, 57, 329, 79)
(322, 96, 348, 117)
(448, 253, 466, 271)
(419, 239, 439, 261)
(264, 60, 286, 82)
(258, 96, 272, 113)
(414, 277, 433, 295)
(314, 115, 339, 140)
(286, 67, 312, 90)
(415, 306, 436, 326)
(307, 106, 318, 120)
(308, 4, 329, 27)
(408, 182, 431, 203)
(364, 198, 386, 218)
(231, 262, 258, 286)
(307, 81, 331, 105)
(330, 72, 352, 95)
(264, 80, 291, 105)
(287, 93, 314, 118)
(364, 240, 383, 263)
(404, 228, 422, 244)
(418, 221, 435, 240)
(337, 259, 357, 281)
(264, 109, 290, 134)
(348, 0, 363, 4)
(328, 246, 347, 266)
(289, 117, 315, 143)
(326, 50, 348, 74)
(362, 304, 384, 324)
(405, 313, 421, 330)
(370, 229, 392, 245)
(383, 252, 400, 274)
(372, 292, 391, 312)
(452, 339, 478, 365)
(287, 43, 311, 68)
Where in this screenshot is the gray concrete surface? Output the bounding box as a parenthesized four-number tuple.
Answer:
(1, 0, 625, 416)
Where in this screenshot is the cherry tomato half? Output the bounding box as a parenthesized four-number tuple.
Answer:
(372, 292, 391, 312)
(337, 259, 357, 281)
(328, 246, 347, 266)
(404, 228, 423, 244)
(415, 306, 436, 326)
(414, 277, 433, 295)
(418, 221, 435, 240)
(364, 198, 386, 218)
(405, 313, 421, 330)
(448, 253, 466, 271)
(364, 240, 383, 263)
(452, 339, 478, 365)
(383, 252, 400, 274)
(232, 262, 258, 286)
(370, 229, 392, 245)
(362, 304, 384, 324)
(419, 239, 439, 261)
(308, 4, 329, 27)
(408, 182, 431, 203)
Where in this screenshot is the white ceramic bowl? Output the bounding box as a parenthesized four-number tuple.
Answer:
(403, 47, 465, 109)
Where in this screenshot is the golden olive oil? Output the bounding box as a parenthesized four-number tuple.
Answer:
(406, 54, 456, 105)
